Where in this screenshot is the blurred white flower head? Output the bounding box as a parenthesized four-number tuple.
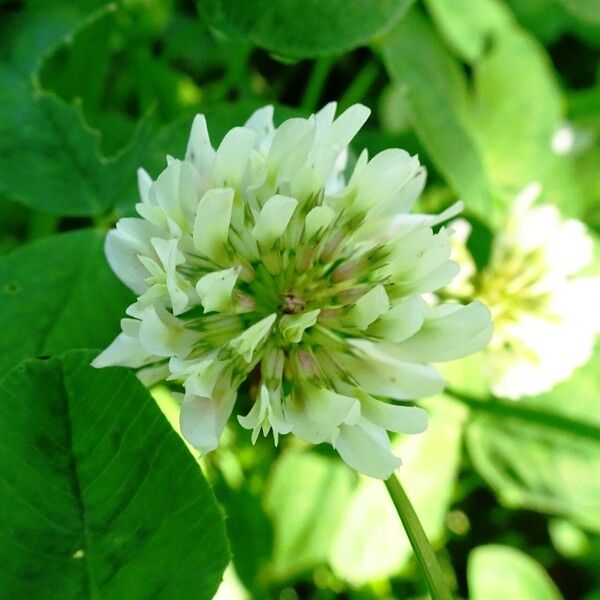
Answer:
(450, 183, 600, 399)
(93, 103, 492, 478)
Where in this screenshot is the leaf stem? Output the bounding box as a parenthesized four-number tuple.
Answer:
(385, 472, 452, 600)
(445, 387, 600, 442)
(301, 57, 335, 112)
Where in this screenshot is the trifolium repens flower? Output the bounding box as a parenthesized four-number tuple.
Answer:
(93, 104, 492, 478)
(449, 183, 600, 400)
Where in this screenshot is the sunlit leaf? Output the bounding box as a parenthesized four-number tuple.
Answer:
(329, 397, 466, 584)
(466, 344, 600, 532)
(468, 545, 563, 600)
(264, 449, 355, 580)
(379, 10, 492, 220)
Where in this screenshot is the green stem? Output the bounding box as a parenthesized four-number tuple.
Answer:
(338, 60, 379, 112)
(445, 388, 600, 442)
(301, 57, 335, 112)
(385, 472, 452, 600)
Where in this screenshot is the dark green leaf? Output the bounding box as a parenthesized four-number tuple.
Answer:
(0, 64, 154, 216)
(0, 350, 229, 599)
(0, 229, 133, 373)
(198, 0, 415, 58)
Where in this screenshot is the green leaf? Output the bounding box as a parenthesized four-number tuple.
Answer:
(0, 63, 154, 217)
(424, 0, 512, 63)
(379, 10, 492, 220)
(555, 0, 600, 24)
(0, 1, 112, 76)
(264, 448, 355, 580)
(468, 545, 563, 600)
(424, 0, 582, 218)
(329, 397, 466, 584)
(213, 477, 273, 593)
(472, 28, 579, 213)
(463, 344, 600, 532)
(0, 350, 229, 598)
(0, 229, 133, 373)
(198, 0, 415, 58)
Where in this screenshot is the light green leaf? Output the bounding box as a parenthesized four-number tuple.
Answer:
(464, 344, 600, 532)
(379, 10, 492, 219)
(472, 28, 578, 213)
(424, 0, 513, 63)
(0, 64, 153, 216)
(0, 229, 133, 373)
(329, 397, 466, 584)
(264, 449, 355, 580)
(0, 350, 229, 598)
(198, 0, 415, 59)
(468, 545, 563, 600)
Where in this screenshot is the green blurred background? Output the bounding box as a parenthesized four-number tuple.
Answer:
(1, 0, 600, 598)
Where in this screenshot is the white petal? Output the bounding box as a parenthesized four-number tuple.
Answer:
(193, 187, 234, 264)
(138, 305, 197, 358)
(92, 328, 154, 369)
(151, 237, 190, 315)
(324, 103, 371, 151)
(279, 309, 320, 343)
(367, 295, 428, 342)
(347, 285, 390, 330)
(180, 394, 219, 453)
(268, 117, 315, 181)
(229, 313, 276, 363)
(213, 126, 256, 189)
(341, 340, 446, 400)
(396, 301, 493, 362)
(196, 267, 239, 313)
(252, 194, 298, 247)
(137, 168, 152, 205)
(104, 218, 164, 294)
(303, 205, 336, 241)
(335, 420, 401, 479)
(360, 394, 428, 434)
(185, 114, 215, 176)
(244, 105, 274, 145)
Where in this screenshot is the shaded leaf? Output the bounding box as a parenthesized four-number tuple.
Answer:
(0, 229, 133, 373)
(0, 63, 153, 216)
(198, 0, 415, 58)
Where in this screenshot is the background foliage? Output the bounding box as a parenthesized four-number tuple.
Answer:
(1, 0, 599, 598)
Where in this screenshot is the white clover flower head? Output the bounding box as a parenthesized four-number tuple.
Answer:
(451, 183, 600, 400)
(93, 103, 492, 478)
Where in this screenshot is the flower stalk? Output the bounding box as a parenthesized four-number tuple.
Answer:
(385, 472, 452, 600)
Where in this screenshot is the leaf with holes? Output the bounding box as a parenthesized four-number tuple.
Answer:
(0, 228, 133, 373)
(0, 350, 229, 599)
